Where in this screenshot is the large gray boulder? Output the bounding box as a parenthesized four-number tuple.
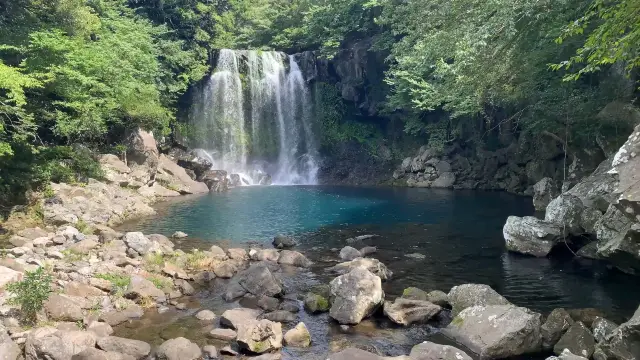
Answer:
(236, 262, 283, 297)
(383, 298, 442, 326)
(447, 284, 510, 316)
(236, 319, 283, 353)
(328, 258, 393, 281)
(409, 341, 473, 360)
(545, 194, 585, 235)
(25, 327, 71, 360)
(44, 294, 84, 321)
(593, 305, 640, 360)
(329, 268, 384, 325)
(277, 250, 312, 268)
(542, 308, 575, 350)
(592, 317, 618, 343)
(273, 235, 297, 249)
(220, 308, 262, 330)
(283, 322, 311, 348)
(96, 336, 151, 359)
(443, 305, 543, 359)
(503, 216, 566, 257)
(339, 246, 362, 261)
(0, 336, 20, 360)
(534, 177, 560, 211)
(597, 223, 640, 275)
(554, 321, 596, 358)
(155, 337, 201, 360)
(547, 349, 590, 360)
(125, 275, 166, 303)
(123, 232, 151, 256)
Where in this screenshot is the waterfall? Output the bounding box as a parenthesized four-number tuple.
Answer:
(189, 49, 318, 185)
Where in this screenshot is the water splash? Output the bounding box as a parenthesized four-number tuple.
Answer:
(189, 49, 318, 185)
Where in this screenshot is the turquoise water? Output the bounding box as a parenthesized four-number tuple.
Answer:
(125, 186, 640, 322)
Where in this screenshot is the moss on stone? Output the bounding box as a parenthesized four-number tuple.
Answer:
(316, 295, 329, 311)
(450, 315, 464, 327)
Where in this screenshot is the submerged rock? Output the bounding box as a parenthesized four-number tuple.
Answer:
(284, 322, 311, 348)
(277, 250, 312, 267)
(444, 305, 543, 359)
(383, 298, 442, 326)
(304, 293, 330, 313)
(329, 268, 384, 325)
(553, 321, 596, 358)
(339, 246, 362, 261)
(447, 284, 511, 316)
(220, 308, 262, 330)
(503, 216, 566, 257)
(273, 235, 297, 249)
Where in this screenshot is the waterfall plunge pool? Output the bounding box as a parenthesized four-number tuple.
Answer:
(117, 186, 640, 358)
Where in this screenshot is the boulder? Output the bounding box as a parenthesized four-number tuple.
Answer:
(64, 281, 104, 297)
(593, 305, 640, 360)
(57, 330, 97, 355)
(339, 246, 362, 261)
(283, 322, 311, 348)
(567, 308, 606, 327)
(162, 262, 189, 280)
(542, 308, 575, 350)
(123, 232, 151, 256)
(444, 305, 543, 359)
(328, 348, 385, 360)
(227, 248, 248, 260)
(304, 293, 330, 313)
(273, 235, 297, 249)
(534, 178, 561, 211)
(409, 341, 473, 360)
(69, 348, 134, 360)
(432, 172, 456, 188)
(545, 194, 585, 234)
(249, 249, 280, 262)
(202, 345, 218, 359)
(256, 295, 280, 311)
(209, 245, 229, 261)
(328, 258, 392, 281)
(329, 268, 384, 325)
(25, 327, 71, 360)
(383, 298, 442, 326)
(212, 259, 244, 278)
(97, 336, 151, 359)
(262, 310, 296, 323)
(99, 304, 144, 326)
(156, 337, 201, 360)
(157, 155, 209, 194)
(596, 223, 640, 275)
(86, 321, 114, 338)
(426, 290, 449, 307)
(359, 246, 377, 256)
(277, 250, 312, 267)
(503, 216, 566, 257)
(236, 319, 283, 353)
(195, 309, 216, 322)
(402, 287, 428, 301)
(44, 294, 84, 321)
(0, 266, 22, 289)
(592, 317, 618, 343)
(69, 238, 99, 254)
(220, 308, 262, 330)
(547, 348, 590, 360)
(237, 262, 283, 297)
(0, 337, 21, 360)
(209, 328, 237, 341)
(553, 321, 596, 358)
(201, 170, 229, 192)
(125, 275, 166, 302)
(447, 284, 511, 316)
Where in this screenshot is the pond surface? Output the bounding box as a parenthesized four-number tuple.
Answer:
(119, 186, 640, 358)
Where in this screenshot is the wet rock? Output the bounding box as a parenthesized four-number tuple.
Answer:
(304, 293, 330, 313)
(86, 321, 114, 338)
(359, 246, 377, 256)
(156, 337, 201, 360)
(596, 223, 640, 275)
(45, 294, 84, 321)
(209, 245, 228, 261)
(237, 262, 283, 297)
(99, 304, 144, 326)
(97, 336, 151, 359)
(542, 308, 575, 350)
(222, 280, 247, 301)
(339, 246, 362, 261)
(447, 284, 511, 316)
(273, 235, 297, 249)
(195, 310, 216, 322)
(172, 231, 188, 239)
(329, 268, 384, 325)
(409, 341, 473, 360)
(426, 290, 449, 307)
(220, 308, 262, 330)
(546, 194, 585, 234)
(262, 310, 296, 323)
(383, 298, 442, 326)
(279, 301, 299, 313)
(328, 348, 384, 360)
(444, 305, 543, 359)
(256, 295, 280, 311)
(592, 317, 618, 343)
(202, 345, 218, 358)
(174, 279, 194, 295)
(534, 178, 560, 211)
(328, 258, 392, 281)
(405, 253, 426, 260)
(547, 348, 590, 360)
(593, 305, 640, 360)
(284, 322, 311, 348)
(209, 328, 237, 341)
(236, 319, 283, 353)
(277, 250, 312, 267)
(567, 308, 605, 327)
(503, 216, 565, 257)
(125, 275, 166, 302)
(401, 287, 428, 301)
(554, 321, 596, 358)
(249, 248, 280, 262)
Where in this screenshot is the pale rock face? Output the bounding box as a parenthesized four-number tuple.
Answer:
(329, 268, 384, 325)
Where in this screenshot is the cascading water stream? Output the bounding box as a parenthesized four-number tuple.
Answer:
(189, 49, 318, 186)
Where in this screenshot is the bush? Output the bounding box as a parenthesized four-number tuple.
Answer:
(5, 267, 52, 323)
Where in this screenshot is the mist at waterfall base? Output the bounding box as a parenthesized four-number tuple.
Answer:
(188, 49, 319, 185)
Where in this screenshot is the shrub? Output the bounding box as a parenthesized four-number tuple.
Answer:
(95, 273, 131, 296)
(5, 267, 52, 323)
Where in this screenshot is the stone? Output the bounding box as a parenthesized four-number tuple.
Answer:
(329, 268, 384, 325)
(99, 304, 143, 326)
(409, 341, 473, 360)
(209, 245, 229, 260)
(567, 308, 606, 327)
(90, 277, 113, 292)
(359, 246, 377, 256)
(195, 309, 216, 322)
(273, 235, 297, 249)
(277, 250, 312, 267)
(444, 305, 543, 359)
(257, 295, 281, 311)
(237, 262, 283, 297)
(125, 275, 166, 302)
(554, 321, 596, 358)
(534, 177, 561, 211)
(69, 239, 99, 254)
(87, 321, 114, 338)
(542, 308, 575, 350)
(546, 194, 585, 234)
(220, 345, 237, 356)
(0, 266, 22, 289)
(209, 328, 237, 341)
(592, 317, 618, 343)
(64, 281, 105, 297)
(447, 284, 511, 316)
(172, 231, 188, 239)
(597, 223, 640, 275)
(70, 348, 135, 360)
(0, 338, 21, 360)
(9, 235, 31, 247)
(212, 259, 244, 278)
(426, 290, 449, 307)
(236, 319, 283, 353)
(339, 246, 362, 261)
(123, 232, 150, 256)
(432, 172, 456, 188)
(593, 305, 640, 360)
(383, 298, 442, 326)
(45, 294, 84, 321)
(503, 216, 566, 257)
(157, 154, 209, 194)
(162, 262, 189, 280)
(202, 345, 218, 358)
(328, 348, 384, 360)
(401, 287, 428, 301)
(284, 322, 311, 348)
(328, 258, 393, 281)
(96, 336, 151, 359)
(547, 348, 590, 360)
(304, 293, 330, 313)
(24, 327, 71, 360)
(220, 308, 262, 330)
(250, 249, 280, 262)
(32, 236, 52, 247)
(227, 248, 247, 260)
(279, 301, 299, 313)
(156, 337, 201, 360)
(262, 310, 296, 323)
(57, 330, 97, 355)
(405, 253, 426, 260)
(18, 227, 48, 240)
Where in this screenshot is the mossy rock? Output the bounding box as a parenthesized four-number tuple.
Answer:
(402, 287, 429, 301)
(304, 293, 330, 313)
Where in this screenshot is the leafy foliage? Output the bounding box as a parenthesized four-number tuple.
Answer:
(5, 267, 53, 323)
